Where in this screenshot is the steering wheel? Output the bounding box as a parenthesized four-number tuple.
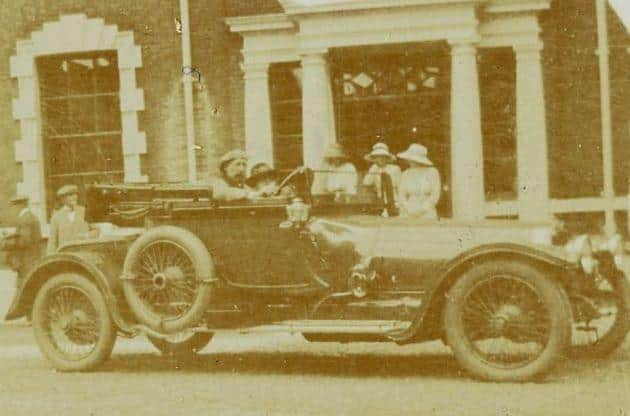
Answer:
(272, 167, 306, 197)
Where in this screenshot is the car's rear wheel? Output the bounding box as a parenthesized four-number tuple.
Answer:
(32, 273, 116, 371)
(444, 260, 571, 382)
(148, 331, 213, 357)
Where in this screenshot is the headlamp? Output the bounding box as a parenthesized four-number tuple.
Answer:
(286, 198, 310, 224)
(564, 235, 592, 262)
(565, 235, 597, 273)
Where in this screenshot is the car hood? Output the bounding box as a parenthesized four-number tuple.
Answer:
(308, 215, 562, 261)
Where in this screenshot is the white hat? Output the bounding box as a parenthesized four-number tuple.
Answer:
(397, 143, 433, 166)
(364, 142, 396, 163)
(323, 143, 349, 160)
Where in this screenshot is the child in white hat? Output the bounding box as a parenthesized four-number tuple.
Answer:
(362, 142, 402, 201)
(397, 143, 441, 219)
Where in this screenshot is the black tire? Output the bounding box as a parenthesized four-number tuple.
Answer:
(570, 271, 630, 358)
(32, 273, 117, 371)
(123, 226, 214, 334)
(148, 331, 213, 357)
(444, 260, 572, 382)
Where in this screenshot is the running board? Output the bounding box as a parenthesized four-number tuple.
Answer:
(128, 320, 412, 340)
(230, 320, 412, 335)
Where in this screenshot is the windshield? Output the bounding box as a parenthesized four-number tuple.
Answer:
(308, 169, 386, 207)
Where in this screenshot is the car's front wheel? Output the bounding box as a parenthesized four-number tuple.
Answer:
(32, 273, 117, 371)
(570, 269, 630, 358)
(147, 331, 213, 358)
(444, 260, 571, 382)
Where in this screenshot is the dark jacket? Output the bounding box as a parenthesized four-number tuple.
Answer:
(3, 210, 43, 275)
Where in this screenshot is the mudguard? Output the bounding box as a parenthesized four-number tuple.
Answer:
(388, 242, 577, 343)
(4, 252, 134, 334)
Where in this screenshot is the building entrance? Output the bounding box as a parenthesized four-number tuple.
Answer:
(330, 43, 451, 216)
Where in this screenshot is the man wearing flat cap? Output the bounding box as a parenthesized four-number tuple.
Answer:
(212, 149, 272, 201)
(1, 195, 43, 287)
(47, 184, 98, 254)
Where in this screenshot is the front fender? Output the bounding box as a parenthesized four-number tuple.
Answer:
(388, 243, 576, 343)
(4, 252, 133, 334)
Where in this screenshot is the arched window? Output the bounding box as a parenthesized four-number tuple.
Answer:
(38, 51, 124, 216)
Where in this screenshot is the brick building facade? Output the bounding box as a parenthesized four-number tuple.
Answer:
(0, 0, 628, 236)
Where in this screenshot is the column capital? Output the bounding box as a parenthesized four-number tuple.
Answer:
(299, 49, 329, 66)
(514, 42, 544, 61)
(241, 62, 270, 80)
(448, 41, 478, 57)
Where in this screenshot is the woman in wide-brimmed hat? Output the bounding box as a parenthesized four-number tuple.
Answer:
(312, 143, 358, 198)
(397, 143, 441, 219)
(362, 142, 402, 200)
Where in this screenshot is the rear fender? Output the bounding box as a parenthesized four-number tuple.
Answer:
(389, 243, 576, 343)
(4, 253, 134, 334)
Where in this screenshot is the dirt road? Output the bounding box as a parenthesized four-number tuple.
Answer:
(1, 324, 630, 416)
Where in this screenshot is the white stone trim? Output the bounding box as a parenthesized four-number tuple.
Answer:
(225, 13, 295, 33)
(9, 14, 147, 225)
(486, 197, 629, 217)
(279, 0, 485, 15)
(485, 0, 550, 14)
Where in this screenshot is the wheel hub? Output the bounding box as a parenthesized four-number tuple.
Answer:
(152, 273, 167, 289)
(489, 304, 523, 332)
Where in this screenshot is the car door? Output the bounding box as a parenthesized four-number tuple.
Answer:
(196, 202, 316, 289)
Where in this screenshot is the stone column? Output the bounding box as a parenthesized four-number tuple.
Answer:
(242, 63, 274, 166)
(449, 42, 485, 220)
(300, 51, 337, 169)
(514, 43, 551, 221)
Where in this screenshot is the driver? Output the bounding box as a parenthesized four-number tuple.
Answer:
(212, 150, 271, 201)
(246, 163, 295, 198)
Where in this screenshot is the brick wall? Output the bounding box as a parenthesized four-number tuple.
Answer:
(0, 0, 250, 223)
(541, 0, 630, 199)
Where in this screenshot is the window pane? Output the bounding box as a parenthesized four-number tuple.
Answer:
(41, 99, 70, 136)
(66, 58, 95, 95)
(95, 95, 122, 132)
(37, 56, 69, 98)
(45, 139, 74, 175)
(94, 52, 119, 93)
(68, 97, 96, 133)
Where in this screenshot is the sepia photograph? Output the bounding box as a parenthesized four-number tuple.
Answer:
(0, 0, 629, 414)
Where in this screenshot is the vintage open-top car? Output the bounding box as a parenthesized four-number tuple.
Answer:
(5, 168, 630, 381)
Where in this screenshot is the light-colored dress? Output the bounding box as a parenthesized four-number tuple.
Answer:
(363, 163, 402, 199)
(311, 162, 358, 195)
(398, 167, 441, 219)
